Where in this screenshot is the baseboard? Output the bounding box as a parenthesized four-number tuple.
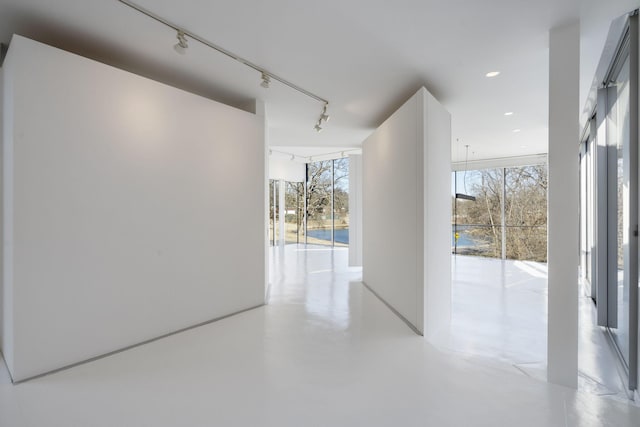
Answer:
(11, 303, 265, 384)
(361, 281, 423, 336)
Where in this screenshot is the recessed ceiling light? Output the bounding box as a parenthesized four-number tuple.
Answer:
(486, 71, 500, 77)
(513, 129, 521, 133)
(504, 112, 514, 116)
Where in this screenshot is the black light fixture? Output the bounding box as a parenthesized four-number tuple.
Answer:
(455, 193, 476, 201)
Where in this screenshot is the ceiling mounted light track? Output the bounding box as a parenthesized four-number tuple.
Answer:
(117, 0, 330, 131)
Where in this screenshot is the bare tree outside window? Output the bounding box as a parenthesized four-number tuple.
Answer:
(453, 164, 547, 262)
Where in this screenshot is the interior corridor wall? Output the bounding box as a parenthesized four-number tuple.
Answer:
(362, 87, 451, 338)
(1, 35, 266, 381)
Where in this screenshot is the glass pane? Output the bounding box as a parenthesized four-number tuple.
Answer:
(580, 147, 587, 278)
(333, 158, 349, 247)
(587, 141, 594, 283)
(268, 180, 276, 246)
(611, 55, 630, 365)
(306, 160, 333, 246)
(285, 182, 304, 244)
(452, 168, 503, 257)
(504, 165, 548, 262)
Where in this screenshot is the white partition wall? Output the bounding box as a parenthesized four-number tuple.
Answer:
(362, 87, 451, 338)
(1, 35, 266, 382)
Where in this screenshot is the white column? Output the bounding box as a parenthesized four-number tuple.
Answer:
(348, 154, 363, 266)
(254, 99, 269, 303)
(547, 22, 580, 389)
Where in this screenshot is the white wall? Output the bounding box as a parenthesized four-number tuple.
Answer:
(421, 90, 452, 340)
(1, 61, 12, 373)
(363, 87, 451, 337)
(348, 154, 362, 267)
(0, 65, 4, 362)
(268, 156, 305, 182)
(2, 35, 266, 381)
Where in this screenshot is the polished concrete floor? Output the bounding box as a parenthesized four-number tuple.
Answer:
(437, 255, 632, 403)
(0, 245, 639, 426)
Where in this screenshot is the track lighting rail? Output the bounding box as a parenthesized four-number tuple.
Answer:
(117, 0, 329, 108)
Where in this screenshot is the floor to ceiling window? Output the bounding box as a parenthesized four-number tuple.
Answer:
(285, 182, 304, 244)
(452, 164, 547, 262)
(305, 158, 350, 247)
(452, 168, 502, 258)
(269, 179, 280, 246)
(610, 53, 631, 369)
(579, 131, 596, 296)
(306, 160, 334, 246)
(332, 158, 350, 248)
(579, 11, 639, 392)
(504, 165, 547, 262)
(270, 157, 350, 248)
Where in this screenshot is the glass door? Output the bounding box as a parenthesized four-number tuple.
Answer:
(584, 12, 638, 392)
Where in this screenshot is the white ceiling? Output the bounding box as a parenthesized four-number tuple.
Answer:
(0, 0, 582, 162)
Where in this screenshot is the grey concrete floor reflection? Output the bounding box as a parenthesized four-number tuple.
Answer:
(439, 254, 632, 403)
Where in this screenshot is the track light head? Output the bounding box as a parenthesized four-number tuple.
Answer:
(291, 154, 295, 161)
(260, 72, 271, 89)
(174, 30, 188, 54)
(320, 103, 330, 122)
(314, 103, 329, 129)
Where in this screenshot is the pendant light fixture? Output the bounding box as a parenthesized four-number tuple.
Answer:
(455, 144, 476, 202)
